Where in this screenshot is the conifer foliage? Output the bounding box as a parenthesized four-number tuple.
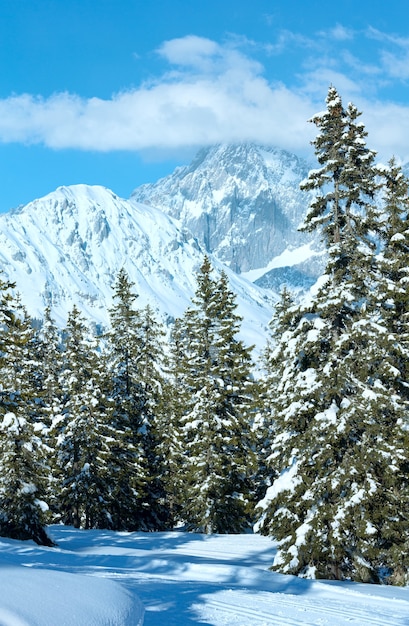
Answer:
(103, 269, 151, 530)
(104, 269, 170, 530)
(258, 86, 409, 584)
(0, 411, 52, 545)
(0, 278, 52, 545)
(170, 258, 256, 533)
(53, 306, 111, 529)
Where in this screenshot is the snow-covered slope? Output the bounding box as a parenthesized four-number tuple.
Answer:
(2, 526, 408, 626)
(0, 184, 272, 347)
(131, 143, 324, 285)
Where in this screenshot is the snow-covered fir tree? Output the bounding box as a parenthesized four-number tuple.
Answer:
(0, 279, 52, 545)
(161, 317, 191, 523)
(255, 287, 299, 503)
(133, 303, 171, 529)
(104, 269, 165, 530)
(52, 306, 112, 529)
(0, 412, 53, 545)
(376, 157, 409, 352)
(0, 296, 38, 417)
(34, 305, 64, 427)
(257, 87, 409, 584)
(171, 258, 256, 533)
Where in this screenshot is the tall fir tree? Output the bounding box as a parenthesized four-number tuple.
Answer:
(34, 305, 64, 427)
(161, 317, 191, 523)
(30, 306, 65, 520)
(53, 306, 111, 529)
(104, 269, 161, 530)
(171, 258, 256, 533)
(257, 87, 409, 583)
(0, 280, 52, 545)
(255, 287, 299, 503)
(134, 303, 171, 529)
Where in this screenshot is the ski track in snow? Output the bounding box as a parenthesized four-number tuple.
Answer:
(2, 526, 409, 625)
(199, 590, 402, 626)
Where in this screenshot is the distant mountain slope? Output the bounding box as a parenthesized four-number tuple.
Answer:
(0, 184, 272, 349)
(131, 143, 323, 283)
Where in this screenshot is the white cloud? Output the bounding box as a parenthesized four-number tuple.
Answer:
(0, 35, 408, 162)
(0, 38, 317, 154)
(363, 101, 409, 162)
(340, 51, 381, 77)
(265, 30, 314, 55)
(329, 24, 355, 41)
(157, 35, 220, 68)
(298, 68, 361, 101)
(366, 26, 409, 48)
(364, 26, 409, 80)
(380, 50, 409, 80)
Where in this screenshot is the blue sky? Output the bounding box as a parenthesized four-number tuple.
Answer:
(1, 0, 409, 212)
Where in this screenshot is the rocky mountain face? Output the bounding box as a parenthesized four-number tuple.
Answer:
(131, 144, 323, 282)
(0, 184, 272, 349)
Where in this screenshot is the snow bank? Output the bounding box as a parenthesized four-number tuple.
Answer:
(0, 565, 143, 626)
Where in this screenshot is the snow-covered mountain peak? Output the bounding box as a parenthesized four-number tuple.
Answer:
(131, 143, 320, 278)
(133, 144, 309, 217)
(13, 184, 116, 218)
(184, 143, 304, 179)
(8, 184, 191, 255)
(0, 183, 273, 349)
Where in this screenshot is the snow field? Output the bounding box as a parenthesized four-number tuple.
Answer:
(1, 526, 409, 625)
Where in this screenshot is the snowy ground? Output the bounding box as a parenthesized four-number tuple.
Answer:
(1, 527, 409, 625)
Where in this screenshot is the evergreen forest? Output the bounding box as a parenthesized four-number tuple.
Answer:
(1, 86, 409, 586)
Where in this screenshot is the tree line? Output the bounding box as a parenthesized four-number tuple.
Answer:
(1, 85, 409, 585)
(0, 259, 258, 546)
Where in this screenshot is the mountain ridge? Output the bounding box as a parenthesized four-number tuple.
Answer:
(131, 143, 322, 277)
(0, 143, 327, 351)
(0, 182, 273, 350)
